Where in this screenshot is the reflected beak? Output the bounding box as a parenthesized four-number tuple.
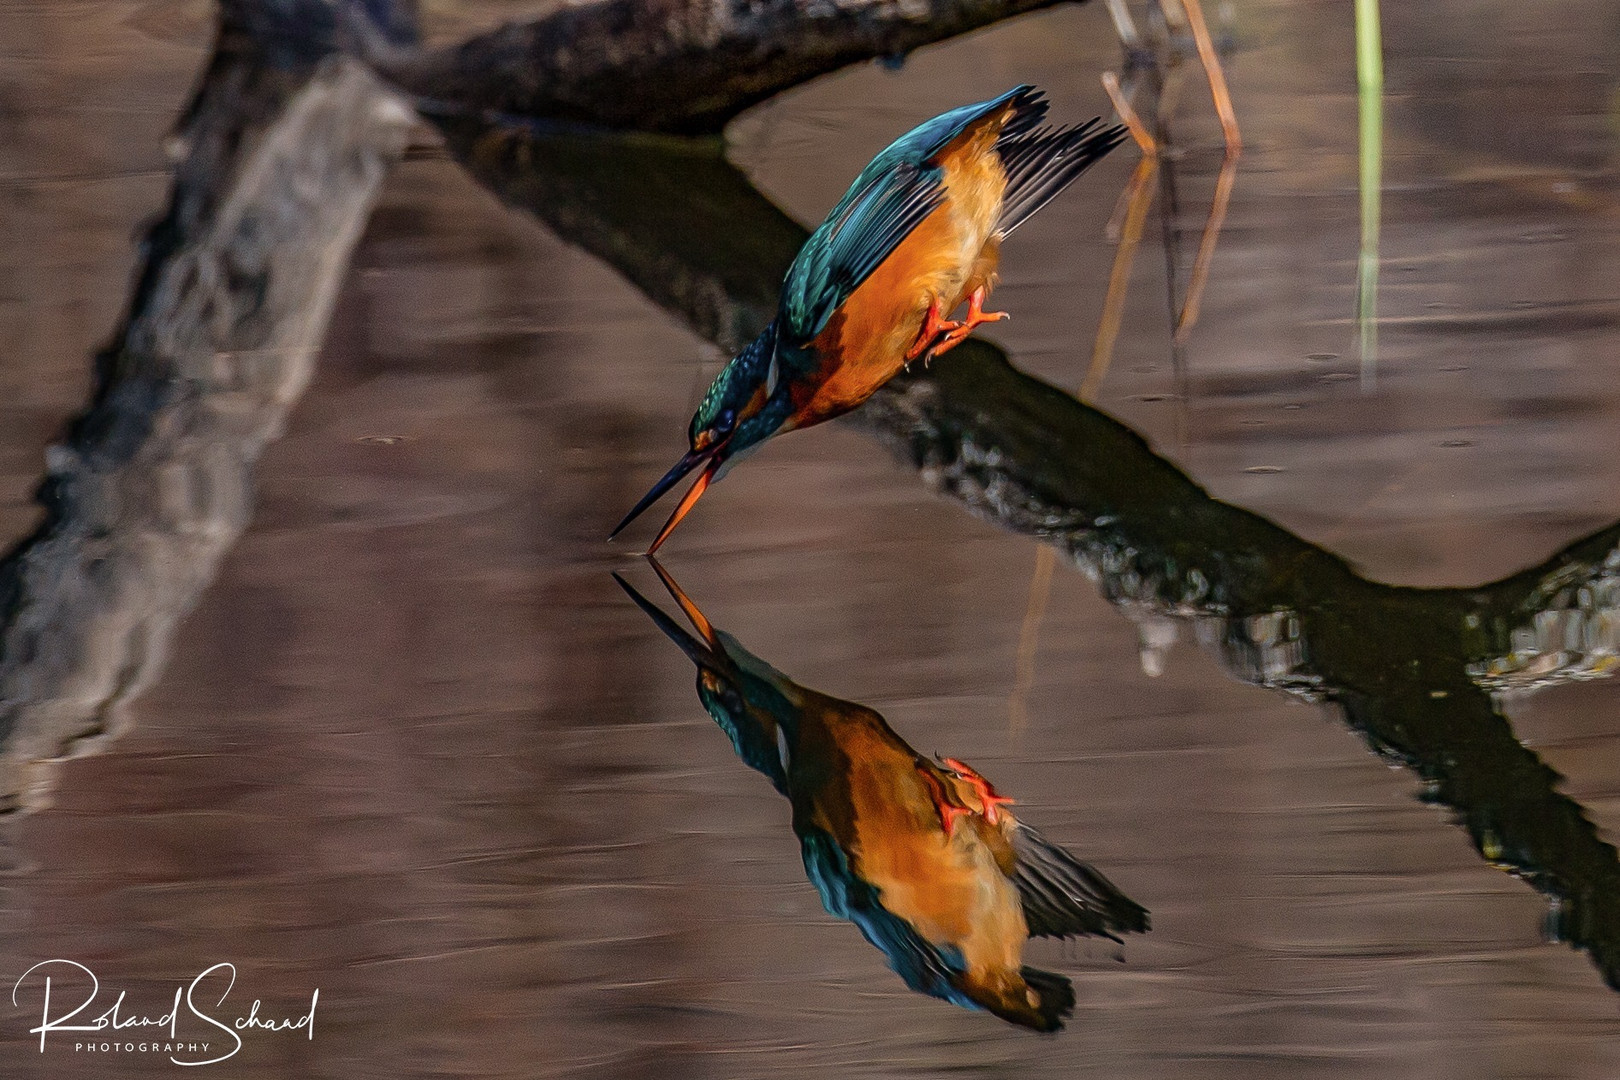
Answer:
(612, 572, 721, 669)
(647, 557, 719, 649)
(610, 446, 719, 548)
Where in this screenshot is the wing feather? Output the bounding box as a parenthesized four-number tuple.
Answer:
(1010, 823, 1150, 941)
(778, 85, 1046, 341)
(779, 163, 946, 340)
(995, 119, 1128, 237)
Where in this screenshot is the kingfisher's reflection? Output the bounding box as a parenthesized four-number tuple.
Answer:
(616, 562, 1147, 1031)
(449, 120, 1620, 995)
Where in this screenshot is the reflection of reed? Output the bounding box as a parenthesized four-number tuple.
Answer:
(1014, 145, 1156, 733)
(1356, 0, 1384, 386)
(446, 121, 1620, 991)
(1175, 150, 1237, 342)
(0, 45, 412, 810)
(1087, 154, 1157, 398)
(1019, 46, 1240, 728)
(1007, 544, 1056, 733)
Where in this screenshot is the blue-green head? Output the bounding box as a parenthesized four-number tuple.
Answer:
(611, 320, 796, 552)
(691, 321, 797, 471)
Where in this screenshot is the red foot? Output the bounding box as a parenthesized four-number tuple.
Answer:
(940, 757, 1015, 824)
(916, 761, 973, 837)
(931, 287, 1009, 357)
(906, 296, 962, 362)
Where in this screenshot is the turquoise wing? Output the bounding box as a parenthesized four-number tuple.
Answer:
(777, 86, 1042, 342)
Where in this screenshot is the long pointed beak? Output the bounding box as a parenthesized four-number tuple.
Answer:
(610, 449, 708, 541)
(644, 455, 720, 556)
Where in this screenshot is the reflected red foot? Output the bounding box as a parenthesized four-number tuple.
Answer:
(917, 761, 973, 837)
(906, 296, 962, 362)
(931, 287, 1009, 356)
(940, 756, 1015, 824)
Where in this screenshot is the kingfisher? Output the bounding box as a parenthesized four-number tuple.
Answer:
(616, 562, 1148, 1031)
(611, 86, 1126, 553)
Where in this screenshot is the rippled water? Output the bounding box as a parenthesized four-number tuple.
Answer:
(2, 0, 1619, 1076)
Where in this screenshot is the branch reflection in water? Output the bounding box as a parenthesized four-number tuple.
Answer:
(445, 117, 1620, 992)
(0, 30, 413, 810)
(616, 562, 1148, 1031)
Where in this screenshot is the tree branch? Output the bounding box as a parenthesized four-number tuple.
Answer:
(373, 0, 1077, 135)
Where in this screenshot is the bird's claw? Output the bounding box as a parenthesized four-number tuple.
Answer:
(908, 288, 1008, 362)
(916, 759, 973, 837)
(939, 756, 1015, 824)
(906, 296, 961, 362)
(931, 287, 1009, 356)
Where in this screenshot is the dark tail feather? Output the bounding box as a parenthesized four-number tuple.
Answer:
(995, 119, 1128, 237)
(997, 86, 1050, 142)
(1011, 823, 1150, 942)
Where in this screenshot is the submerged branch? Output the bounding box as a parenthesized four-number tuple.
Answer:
(0, 42, 413, 811)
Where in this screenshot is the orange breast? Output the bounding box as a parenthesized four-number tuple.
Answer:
(797, 112, 1013, 426)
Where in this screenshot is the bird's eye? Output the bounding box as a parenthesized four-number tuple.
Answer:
(717, 408, 737, 432)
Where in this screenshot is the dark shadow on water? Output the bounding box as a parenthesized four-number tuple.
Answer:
(615, 561, 1147, 1032)
(442, 116, 1620, 992)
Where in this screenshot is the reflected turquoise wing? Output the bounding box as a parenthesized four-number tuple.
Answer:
(798, 826, 978, 1009)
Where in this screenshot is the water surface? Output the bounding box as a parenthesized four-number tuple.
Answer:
(2, 1, 1619, 1076)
